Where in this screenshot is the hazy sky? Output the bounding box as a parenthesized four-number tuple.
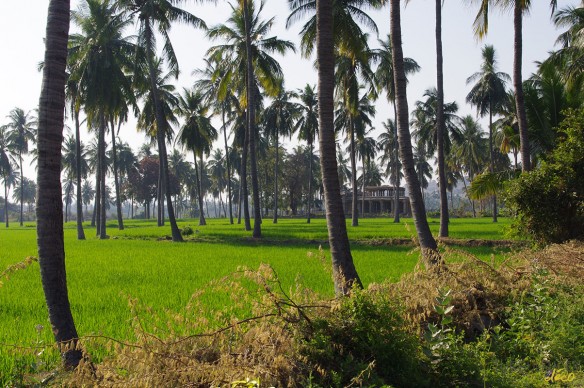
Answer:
(0, 0, 577, 180)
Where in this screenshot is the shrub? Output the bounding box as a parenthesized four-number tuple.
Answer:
(181, 225, 194, 236)
(505, 109, 584, 244)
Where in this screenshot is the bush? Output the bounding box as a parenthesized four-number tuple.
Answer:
(181, 225, 194, 236)
(301, 290, 427, 387)
(505, 109, 584, 244)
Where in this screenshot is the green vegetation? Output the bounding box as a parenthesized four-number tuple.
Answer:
(0, 217, 513, 385)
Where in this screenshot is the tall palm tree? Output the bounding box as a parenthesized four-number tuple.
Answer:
(454, 115, 488, 217)
(356, 132, 377, 216)
(65, 72, 86, 239)
(335, 47, 376, 227)
(315, 0, 362, 295)
(208, 0, 295, 237)
(466, 45, 510, 222)
(433, 0, 449, 238)
(194, 57, 237, 224)
(208, 148, 228, 217)
(470, 0, 558, 172)
(296, 84, 319, 223)
(36, 0, 82, 369)
(3, 107, 36, 226)
(69, 0, 136, 239)
(390, 0, 440, 265)
(377, 119, 402, 222)
(263, 85, 301, 223)
(0, 127, 17, 227)
(176, 88, 218, 226)
(136, 58, 179, 227)
(118, 0, 206, 241)
(61, 133, 89, 224)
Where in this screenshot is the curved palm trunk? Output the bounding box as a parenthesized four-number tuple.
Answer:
(273, 133, 278, 224)
(390, 0, 441, 267)
(242, 0, 262, 238)
(436, 0, 449, 238)
(74, 110, 85, 239)
(317, 0, 362, 295)
(111, 122, 124, 230)
(307, 140, 313, 224)
(222, 110, 233, 224)
(37, 0, 82, 368)
(144, 23, 182, 242)
(350, 120, 359, 226)
(393, 104, 401, 223)
(99, 115, 107, 240)
(514, 2, 531, 172)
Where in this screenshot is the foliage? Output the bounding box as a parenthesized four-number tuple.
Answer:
(505, 108, 584, 244)
(301, 289, 425, 387)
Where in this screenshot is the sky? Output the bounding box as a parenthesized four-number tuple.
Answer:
(0, 0, 578, 182)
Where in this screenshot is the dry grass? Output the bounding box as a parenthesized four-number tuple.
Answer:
(49, 241, 584, 387)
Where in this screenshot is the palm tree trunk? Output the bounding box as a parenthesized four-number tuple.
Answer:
(273, 134, 278, 223)
(74, 110, 85, 239)
(350, 119, 359, 226)
(307, 140, 313, 224)
(144, 22, 182, 242)
(4, 178, 8, 227)
(391, 0, 441, 266)
(514, 2, 531, 172)
(436, 0, 449, 238)
(194, 154, 206, 226)
(99, 114, 107, 240)
(317, 0, 362, 295)
(241, 118, 251, 230)
(222, 109, 233, 224)
(393, 104, 401, 223)
(36, 0, 82, 368)
(19, 153, 23, 226)
(361, 155, 366, 217)
(111, 122, 124, 230)
(488, 105, 498, 222)
(242, 0, 262, 238)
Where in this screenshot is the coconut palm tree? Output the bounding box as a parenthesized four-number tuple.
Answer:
(315, 0, 362, 295)
(136, 58, 180, 227)
(208, 0, 295, 237)
(1, 162, 18, 228)
(470, 0, 558, 172)
(356, 132, 377, 216)
(377, 118, 403, 222)
(296, 84, 318, 223)
(194, 57, 237, 224)
(390, 0, 440, 264)
(372, 35, 420, 223)
(176, 88, 218, 226)
(65, 71, 86, 239)
(287, 0, 383, 58)
(466, 44, 510, 222)
(36, 0, 82, 369)
(82, 180, 95, 215)
(335, 47, 376, 227)
(3, 107, 36, 226)
(263, 85, 301, 223)
(454, 115, 488, 217)
(118, 0, 205, 241)
(61, 134, 89, 224)
(69, 0, 136, 239)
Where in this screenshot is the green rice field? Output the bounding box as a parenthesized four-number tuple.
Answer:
(0, 217, 516, 384)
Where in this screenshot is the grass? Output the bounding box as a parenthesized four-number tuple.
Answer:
(0, 216, 514, 384)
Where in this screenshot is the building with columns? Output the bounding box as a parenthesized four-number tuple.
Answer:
(342, 185, 411, 216)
